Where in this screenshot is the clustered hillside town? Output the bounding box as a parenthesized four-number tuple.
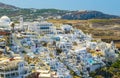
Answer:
(0, 16, 119, 78)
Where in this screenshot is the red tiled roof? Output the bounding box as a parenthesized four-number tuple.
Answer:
(0, 31, 10, 35)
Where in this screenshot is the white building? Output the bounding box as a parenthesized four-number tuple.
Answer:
(61, 25, 73, 33)
(34, 21, 55, 34)
(0, 56, 30, 78)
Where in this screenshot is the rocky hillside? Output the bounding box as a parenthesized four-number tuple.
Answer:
(62, 11, 120, 20)
(0, 2, 119, 20)
(0, 2, 19, 9)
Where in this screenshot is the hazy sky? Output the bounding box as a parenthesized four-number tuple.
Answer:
(0, 0, 120, 15)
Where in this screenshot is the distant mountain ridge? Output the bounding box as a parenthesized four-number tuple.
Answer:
(0, 2, 119, 20)
(0, 2, 19, 9)
(62, 11, 120, 20)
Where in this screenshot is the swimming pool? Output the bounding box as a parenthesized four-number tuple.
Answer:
(87, 58, 95, 65)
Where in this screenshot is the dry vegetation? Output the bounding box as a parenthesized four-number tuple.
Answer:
(48, 19, 120, 50)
